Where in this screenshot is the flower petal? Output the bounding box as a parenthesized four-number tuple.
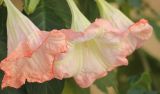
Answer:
(1, 0, 70, 88)
(96, 0, 133, 30)
(128, 19, 153, 48)
(5, 0, 40, 54)
(0, 30, 68, 88)
(55, 18, 152, 88)
(54, 19, 131, 88)
(57, 0, 152, 88)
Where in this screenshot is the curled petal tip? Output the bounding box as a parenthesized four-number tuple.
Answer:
(129, 19, 153, 42)
(139, 19, 148, 23)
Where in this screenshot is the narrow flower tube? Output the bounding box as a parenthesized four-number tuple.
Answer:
(0, 0, 69, 88)
(53, 0, 147, 88)
(96, 0, 133, 30)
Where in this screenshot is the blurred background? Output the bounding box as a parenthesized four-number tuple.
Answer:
(0, 0, 160, 94)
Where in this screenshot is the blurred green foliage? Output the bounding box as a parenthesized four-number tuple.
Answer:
(24, 0, 40, 14)
(62, 79, 90, 94)
(0, 0, 160, 94)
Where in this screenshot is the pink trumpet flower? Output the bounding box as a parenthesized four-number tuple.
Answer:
(0, 0, 69, 88)
(95, 0, 152, 48)
(54, 0, 152, 88)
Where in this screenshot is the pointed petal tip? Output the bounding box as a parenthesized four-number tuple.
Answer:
(1, 75, 25, 89)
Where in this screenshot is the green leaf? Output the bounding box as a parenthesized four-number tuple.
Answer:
(62, 79, 90, 94)
(127, 72, 152, 94)
(0, 6, 7, 61)
(2, 86, 27, 94)
(119, 3, 131, 17)
(144, 51, 160, 92)
(117, 51, 147, 94)
(0, 6, 7, 93)
(25, 82, 48, 94)
(115, 0, 125, 4)
(76, 0, 100, 22)
(24, 0, 40, 14)
(27, 0, 71, 30)
(25, 79, 64, 94)
(95, 71, 118, 94)
(128, 0, 142, 8)
(127, 89, 157, 94)
(131, 72, 151, 90)
(47, 79, 65, 94)
(0, 40, 6, 61)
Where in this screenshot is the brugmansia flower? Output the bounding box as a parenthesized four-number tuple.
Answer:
(54, 0, 152, 88)
(95, 0, 152, 48)
(0, 0, 69, 88)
